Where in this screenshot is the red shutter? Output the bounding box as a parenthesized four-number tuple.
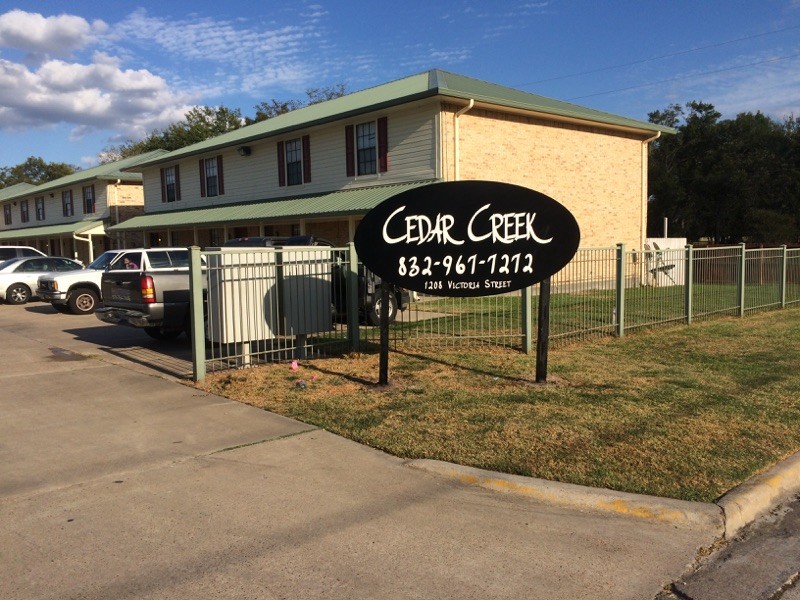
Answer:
(199, 159, 206, 197)
(216, 155, 224, 195)
(174, 165, 181, 201)
(345, 125, 355, 177)
(277, 141, 286, 187)
(378, 116, 388, 173)
(302, 135, 311, 183)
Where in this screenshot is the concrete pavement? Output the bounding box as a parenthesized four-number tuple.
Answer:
(0, 301, 783, 599)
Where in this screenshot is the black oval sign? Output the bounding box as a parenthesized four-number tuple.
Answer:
(354, 181, 580, 297)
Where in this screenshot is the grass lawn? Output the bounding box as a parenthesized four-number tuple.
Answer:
(196, 308, 800, 503)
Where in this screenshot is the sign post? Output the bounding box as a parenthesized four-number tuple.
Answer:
(354, 181, 580, 384)
(535, 277, 551, 383)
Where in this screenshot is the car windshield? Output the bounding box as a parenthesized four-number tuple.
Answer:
(0, 258, 18, 270)
(87, 252, 120, 270)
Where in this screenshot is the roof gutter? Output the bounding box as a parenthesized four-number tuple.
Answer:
(454, 99, 475, 181)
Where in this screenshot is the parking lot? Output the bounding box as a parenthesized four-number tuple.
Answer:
(0, 301, 717, 600)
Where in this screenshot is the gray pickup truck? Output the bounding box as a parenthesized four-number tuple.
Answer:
(94, 248, 197, 340)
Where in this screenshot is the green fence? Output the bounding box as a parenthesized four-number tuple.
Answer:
(189, 244, 800, 380)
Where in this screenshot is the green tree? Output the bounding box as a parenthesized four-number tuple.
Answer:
(245, 84, 347, 124)
(648, 102, 800, 244)
(105, 105, 245, 160)
(0, 156, 78, 188)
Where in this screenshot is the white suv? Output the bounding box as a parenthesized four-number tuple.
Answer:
(37, 249, 125, 314)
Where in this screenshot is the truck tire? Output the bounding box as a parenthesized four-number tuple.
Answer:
(6, 283, 31, 304)
(367, 289, 398, 326)
(67, 288, 99, 315)
(143, 326, 182, 340)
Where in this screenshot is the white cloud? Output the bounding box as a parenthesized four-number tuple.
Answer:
(0, 54, 194, 140)
(111, 8, 321, 92)
(0, 9, 106, 57)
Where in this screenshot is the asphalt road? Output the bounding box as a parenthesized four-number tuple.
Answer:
(0, 300, 761, 599)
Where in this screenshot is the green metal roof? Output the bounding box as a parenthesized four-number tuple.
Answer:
(0, 220, 105, 241)
(109, 180, 438, 231)
(0, 150, 168, 201)
(0, 182, 36, 201)
(129, 69, 675, 168)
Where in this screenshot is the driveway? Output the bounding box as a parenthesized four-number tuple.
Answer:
(1, 302, 716, 599)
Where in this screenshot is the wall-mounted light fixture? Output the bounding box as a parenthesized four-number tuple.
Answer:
(49, 193, 54, 198)
(237, 146, 252, 157)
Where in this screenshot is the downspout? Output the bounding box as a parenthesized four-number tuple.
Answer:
(641, 131, 661, 251)
(114, 179, 121, 249)
(454, 99, 475, 181)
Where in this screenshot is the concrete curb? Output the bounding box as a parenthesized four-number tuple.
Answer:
(407, 452, 800, 537)
(717, 450, 800, 539)
(405, 459, 724, 532)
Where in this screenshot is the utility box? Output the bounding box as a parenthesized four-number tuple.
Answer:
(206, 246, 332, 344)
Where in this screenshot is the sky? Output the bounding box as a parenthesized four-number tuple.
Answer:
(0, 0, 798, 169)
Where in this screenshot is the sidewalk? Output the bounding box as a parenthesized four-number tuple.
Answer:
(0, 305, 767, 598)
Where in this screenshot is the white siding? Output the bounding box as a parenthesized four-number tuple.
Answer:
(142, 101, 439, 213)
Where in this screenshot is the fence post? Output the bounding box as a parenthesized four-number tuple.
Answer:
(780, 245, 788, 308)
(615, 243, 625, 337)
(347, 242, 360, 352)
(738, 242, 747, 317)
(189, 246, 206, 382)
(685, 244, 693, 325)
(521, 285, 533, 354)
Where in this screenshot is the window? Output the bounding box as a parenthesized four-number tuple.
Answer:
(277, 136, 311, 187)
(199, 156, 224, 198)
(345, 117, 388, 177)
(35, 197, 45, 221)
(3, 204, 11, 225)
(20, 200, 29, 223)
(160, 166, 181, 202)
(83, 185, 95, 214)
(62, 191, 74, 217)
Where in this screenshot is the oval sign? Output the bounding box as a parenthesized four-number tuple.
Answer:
(354, 181, 580, 297)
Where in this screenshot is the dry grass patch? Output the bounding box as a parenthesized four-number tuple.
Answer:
(197, 309, 800, 502)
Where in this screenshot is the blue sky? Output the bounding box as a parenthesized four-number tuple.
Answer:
(0, 1, 798, 170)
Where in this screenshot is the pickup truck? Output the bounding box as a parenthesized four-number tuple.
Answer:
(94, 248, 197, 340)
(37, 249, 125, 314)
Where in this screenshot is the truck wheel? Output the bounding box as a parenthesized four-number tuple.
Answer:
(143, 327, 182, 340)
(367, 290, 398, 326)
(6, 283, 31, 304)
(68, 288, 99, 315)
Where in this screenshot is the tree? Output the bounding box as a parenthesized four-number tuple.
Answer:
(105, 105, 245, 160)
(648, 102, 800, 244)
(245, 84, 347, 124)
(0, 156, 78, 188)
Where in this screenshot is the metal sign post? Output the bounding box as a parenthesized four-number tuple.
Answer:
(535, 277, 551, 383)
(354, 181, 580, 386)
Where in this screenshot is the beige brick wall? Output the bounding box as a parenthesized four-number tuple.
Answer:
(441, 104, 648, 250)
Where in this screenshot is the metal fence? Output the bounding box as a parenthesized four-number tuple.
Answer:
(188, 244, 800, 380)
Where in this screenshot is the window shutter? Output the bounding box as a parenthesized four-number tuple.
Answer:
(277, 141, 286, 187)
(199, 159, 206, 197)
(90, 184, 96, 213)
(216, 155, 224, 195)
(174, 165, 181, 201)
(378, 116, 388, 173)
(345, 125, 355, 177)
(302, 135, 311, 183)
